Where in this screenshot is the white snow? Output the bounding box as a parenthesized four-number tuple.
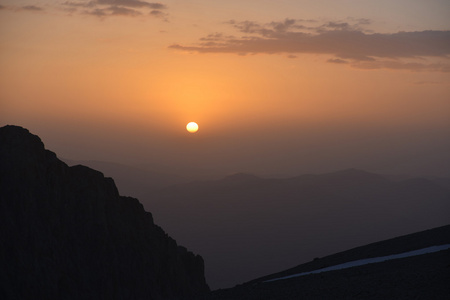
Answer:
(264, 244, 450, 283)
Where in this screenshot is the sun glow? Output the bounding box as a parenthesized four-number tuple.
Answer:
(186, 122, 199, 133)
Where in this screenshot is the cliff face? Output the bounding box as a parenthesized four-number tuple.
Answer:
(0, 125, 209, 300)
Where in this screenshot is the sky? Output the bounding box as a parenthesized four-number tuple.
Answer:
(1, 0, 450, 177)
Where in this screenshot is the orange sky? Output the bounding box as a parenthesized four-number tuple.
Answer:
(1, 0, 449, 177)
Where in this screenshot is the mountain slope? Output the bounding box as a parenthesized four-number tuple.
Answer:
(143, 169, 450, 289)
(209, 224, 450, 299)
(0, 125, 209, 300)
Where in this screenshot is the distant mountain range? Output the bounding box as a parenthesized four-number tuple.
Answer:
(0, 125, 209, 299)
(142, 169, 450, 289)
(62, 158, 450, 198)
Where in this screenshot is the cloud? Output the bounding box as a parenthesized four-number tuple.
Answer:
(22, 5, 44, 11)
(353, 60, 450, 72)
(63, 1, 96, 7)
(328, 58, 348, 64)
(0, 5, 45, 12)
(62, 0, 166, 18)
(85, 5, 142, 16)
(149, 9, 167, 18)
(170, 19, 450, 72)
(96, 0, 165, 9)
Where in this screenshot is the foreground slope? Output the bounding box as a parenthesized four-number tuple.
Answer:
(210, 225, 450, 299)
(0, 125, 209, 299)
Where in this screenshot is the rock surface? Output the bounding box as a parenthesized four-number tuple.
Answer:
(0, 125, 209, 299)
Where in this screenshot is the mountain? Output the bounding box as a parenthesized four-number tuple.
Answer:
(209, 224, 450, 299)
(0, 125, 209, 300)
(143, 169, 450, 289)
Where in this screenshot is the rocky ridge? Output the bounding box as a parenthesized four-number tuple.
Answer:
(0, 125, 209, 299)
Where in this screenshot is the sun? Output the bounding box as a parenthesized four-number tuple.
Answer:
(186, 122, 199, 133)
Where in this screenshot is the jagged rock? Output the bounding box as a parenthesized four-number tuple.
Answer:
(0, 125, 209, 299)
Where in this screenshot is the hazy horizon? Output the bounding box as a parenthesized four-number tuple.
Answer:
(1, 122, 450, 178)
(2, 123, 449, 179)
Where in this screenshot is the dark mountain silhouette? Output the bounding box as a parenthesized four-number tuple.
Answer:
(209, 224, 450, 299)
(143, 169, 450, 289)
(0, 125, 209, 300)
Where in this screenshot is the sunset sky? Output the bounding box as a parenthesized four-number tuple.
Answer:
(1, 0, 449, 177)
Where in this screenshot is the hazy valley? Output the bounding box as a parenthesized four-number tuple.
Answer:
(64, 157, 450, 289)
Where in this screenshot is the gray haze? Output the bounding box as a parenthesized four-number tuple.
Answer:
(11, 119, 450, 179)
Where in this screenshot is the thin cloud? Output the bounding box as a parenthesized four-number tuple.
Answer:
(63, 1, 96, 7)
(86, 8, 108, 16)
(328, 58, 349, 64)
(86, 5, 142, 16)
(97, 0, 166, 9)
(353, 60, 450, 72)
(170, 19, 450, 72)
(110, 5, 141, 16)
(0, 5, 45, 12)
(149, 9, 167, 18)
(22, 5, 44, 11)
(62, 0, 166, 18)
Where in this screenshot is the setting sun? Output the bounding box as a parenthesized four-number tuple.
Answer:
(186, 122, 199, 133)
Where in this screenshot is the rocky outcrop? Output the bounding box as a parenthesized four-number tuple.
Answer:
(0, 125, 209, 299)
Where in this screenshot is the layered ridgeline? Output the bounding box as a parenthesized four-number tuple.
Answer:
(0, 125, 209, 299)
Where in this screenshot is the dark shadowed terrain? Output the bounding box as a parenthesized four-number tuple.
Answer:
(209, 225, 450, 299)
(0, 125, 209, 300)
